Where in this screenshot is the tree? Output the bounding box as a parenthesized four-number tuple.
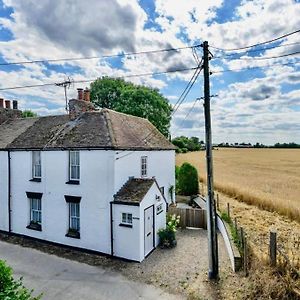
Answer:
(90, 77, 172, 137)
(22, 110, 37, 118)
(177, 162, 199, 196)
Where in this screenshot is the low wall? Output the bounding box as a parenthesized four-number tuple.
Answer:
(194, 196, 242, 272)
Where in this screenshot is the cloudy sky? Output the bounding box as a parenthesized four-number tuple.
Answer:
(0, 0, 299, 144)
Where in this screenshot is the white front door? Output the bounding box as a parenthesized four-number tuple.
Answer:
(144, 206, 154, 257)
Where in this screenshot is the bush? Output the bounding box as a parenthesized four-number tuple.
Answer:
(0, 260, 42, 300)
(178, 162, 199, 196)
(158, 214, 180, 248)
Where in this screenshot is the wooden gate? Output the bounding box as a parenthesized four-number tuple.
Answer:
(168, 206, 207, 229)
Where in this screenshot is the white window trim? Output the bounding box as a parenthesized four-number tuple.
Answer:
(32, 151, 41, 179)
(30, 198, 42, 224)
(141, 156, 147, 177)
(69, 202, 80, 231)
(69, 151, 80, 181)
(121, 212, 133, 225)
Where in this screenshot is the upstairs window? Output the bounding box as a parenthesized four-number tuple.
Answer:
(141, 156, 147, 177)
(69, 151, 80, 181)
(32, 151, 41, 179)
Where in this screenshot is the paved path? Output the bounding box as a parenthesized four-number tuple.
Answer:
(0, 240, 184, 300)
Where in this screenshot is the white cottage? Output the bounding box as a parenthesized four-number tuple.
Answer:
(0, 91, 175, 262)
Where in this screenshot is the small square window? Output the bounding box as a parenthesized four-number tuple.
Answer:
(156, 203, 163, 215)
(122, 213, 133, 225)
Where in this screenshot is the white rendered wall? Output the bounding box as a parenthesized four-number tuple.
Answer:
(0, 151, 9, 231)
(114, 150, 175, 203)
(9, 150, 115, 254)
(112, 203, 140, 261)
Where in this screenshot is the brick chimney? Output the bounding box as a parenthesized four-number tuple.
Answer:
(0, 99, 22, 125)
(68, 87, 95, 120)
(83, 88, 90, 102)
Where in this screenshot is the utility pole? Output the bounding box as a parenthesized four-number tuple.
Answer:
(202, 40, 219, 279)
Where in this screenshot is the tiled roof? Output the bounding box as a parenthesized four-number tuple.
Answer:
(0, 109, 175, 150)
(114, 178, 155, 204)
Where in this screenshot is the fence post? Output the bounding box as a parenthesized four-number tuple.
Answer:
(216, 194, 219, 211)
(234, 217, 238, 233)
(240, 227, 244, 250)
(269, 231, 277, 267)
(243, 236, 248, 276)
(227, 203, 230, 219)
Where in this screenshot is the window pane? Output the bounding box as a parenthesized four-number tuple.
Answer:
(127, 214, 132, 224)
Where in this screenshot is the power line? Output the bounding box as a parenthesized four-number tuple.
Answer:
(210, 29, 300, 51)
(213, 50, 300, 62)
(172, 59, 203, 113)
(116, 64, 204, 160)
(213, 42, 300, 59)
(0, 66, 199, 91)
(173, 65, 203, 114)
(0, 44, 201, 67)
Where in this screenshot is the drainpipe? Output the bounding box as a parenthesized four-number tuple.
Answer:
(110, 202, 114, 256)
(8, 150, 12, 232)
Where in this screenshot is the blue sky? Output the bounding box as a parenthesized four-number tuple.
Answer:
(0, 0, 299, 144)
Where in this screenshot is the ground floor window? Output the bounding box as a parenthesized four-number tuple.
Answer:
(26, 196, 42, 231)
(121, 213, 133, 225)
(156, 203, 163, 215)
(65, 195, 81, 239)
(67, 202, 80, 238)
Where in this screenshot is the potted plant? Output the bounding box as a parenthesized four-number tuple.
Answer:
(158, 214, 180, 248)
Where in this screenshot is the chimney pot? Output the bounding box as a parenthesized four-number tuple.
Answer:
(5, 100, 11, 109)
(12, 100, 18, 110)
(0, 98, 3, 108)
(83, 88, 90, 102)
(77, 88, 84, 100)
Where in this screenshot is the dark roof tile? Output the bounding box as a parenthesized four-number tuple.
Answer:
(114, 178, 155, 204)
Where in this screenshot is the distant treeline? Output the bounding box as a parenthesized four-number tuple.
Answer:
(217, 142, 300, 149)
(172, 137, 300, 152)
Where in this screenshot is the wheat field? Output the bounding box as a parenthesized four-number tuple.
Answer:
(176, 148, 300, 222)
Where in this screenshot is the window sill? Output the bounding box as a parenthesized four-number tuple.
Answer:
(119, 223, 133, 228)
(26, 223, 42, 231)
(156, 210, 164, 215)
(66, 230, 80, 239)
(66, 180, 80, 185)
(29, 178, 41, 182)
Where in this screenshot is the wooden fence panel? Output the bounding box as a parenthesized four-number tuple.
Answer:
(168, 207, 206, 229)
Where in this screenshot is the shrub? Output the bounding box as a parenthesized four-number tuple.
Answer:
(158, 214, 180, 248)
(178, 162, 199, 196)
(0, 260, 42, 300)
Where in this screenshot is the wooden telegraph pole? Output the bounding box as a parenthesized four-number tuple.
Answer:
(202, 41, 219, 279)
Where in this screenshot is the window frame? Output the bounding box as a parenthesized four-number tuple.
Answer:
(32, 151, 41, 179)
(120, 212, 133, 227)
(69, 150, 80, 182)
(69, 202, 80, 232)
(141, 156, 147, 177)
(156, 203, 163, 215)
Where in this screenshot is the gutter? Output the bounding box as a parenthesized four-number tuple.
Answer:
(8, 150, 11, 232)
